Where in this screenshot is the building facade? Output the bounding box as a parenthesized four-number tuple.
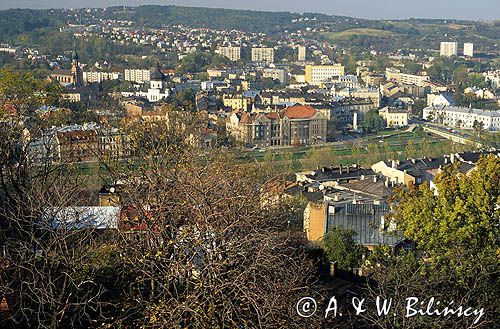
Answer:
(298, 45, 306, 62)
(423, 106, 500, 131)
(378, 107, 409, 128)
(124, 69, 151, 83)
(305, 64, 345, 85)
(464, 43, 474, 57)
(440, 42, 458, 57)
(251, 47, 275, 64)
(216, 46, 241, 61)
(385, 68, 430, 87)
(227, 105, 327, 147)
(83, 71, 121, 84)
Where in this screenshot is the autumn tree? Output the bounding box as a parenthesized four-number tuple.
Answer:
(351, 143, 362, 164)
(100, 113, 334, 328)
(404, 140, 417, 159)
(302, 146, 337, 170)
(364, 109, 385, 132)
(0, 70, 117, 329)
(361, 155, 500, 328)
(323, 228, 366, 271)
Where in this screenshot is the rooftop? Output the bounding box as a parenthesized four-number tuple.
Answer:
(425, 106, 500, 117)
(283, 105, 317, 119)
(327, 203, 405, 247)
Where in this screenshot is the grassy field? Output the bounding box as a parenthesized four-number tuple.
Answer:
(237, 129, 475, 172)
(71, 129, 476, 188)
(321, 28, 397, 41)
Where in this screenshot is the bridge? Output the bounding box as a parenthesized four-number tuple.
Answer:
(421, 125, 482, 148)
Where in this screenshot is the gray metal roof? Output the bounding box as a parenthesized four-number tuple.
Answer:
(43, 206, 120, 230)
(326, 203, 405, 247)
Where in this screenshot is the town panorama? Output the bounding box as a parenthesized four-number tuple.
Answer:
(0, 3, 498, 328)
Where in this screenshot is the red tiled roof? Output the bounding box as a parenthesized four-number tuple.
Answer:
(283, 105, 317, 119)
(240, 112, 257, 124)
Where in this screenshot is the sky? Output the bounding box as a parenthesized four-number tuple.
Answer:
(0, 0, 499, 21)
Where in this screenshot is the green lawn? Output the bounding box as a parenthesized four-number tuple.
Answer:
(237, 129, 475, 172)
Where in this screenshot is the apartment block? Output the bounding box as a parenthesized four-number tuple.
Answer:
(83, 71, 121, 84)
(423, 106, 500, 131)
(124, 69, 151, 83)
(385, 68, 430, 87)
(251, 47, 275, 64)
(305, 64, 345, 85)
(440, 42, 458, 57)
(464, 43, 474, 57)
(298, 45, 306, 61)
(216, 46, 241, 61)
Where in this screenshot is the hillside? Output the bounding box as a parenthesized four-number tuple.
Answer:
(0, 5, 498, 52)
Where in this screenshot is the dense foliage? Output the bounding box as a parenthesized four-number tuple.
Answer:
(361, 156, 500, 328)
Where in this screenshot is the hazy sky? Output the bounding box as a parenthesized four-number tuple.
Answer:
(0, 0, 499, 20)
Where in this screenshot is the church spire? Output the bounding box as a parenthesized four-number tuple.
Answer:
(71, 38, 82, 87)
(71, 38, 79, 61)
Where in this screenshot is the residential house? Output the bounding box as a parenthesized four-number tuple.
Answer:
(378, 107, 409, 128)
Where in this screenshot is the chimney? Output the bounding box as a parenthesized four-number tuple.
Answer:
(451, 153, 455, 163)
(385, 178, 389, 187)
(444, 157, 448, 164)
(373, 176, 378, 183)
(391, 160, 397, 168)
(339, 165, 343, 175)
(347, 166, 350, 174)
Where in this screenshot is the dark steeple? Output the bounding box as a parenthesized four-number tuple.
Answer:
(71, 38, 82, 87)
(71, 39, 79, 61)
(150, 62, 164, 81)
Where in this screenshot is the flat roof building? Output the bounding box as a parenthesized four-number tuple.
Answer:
(440, 42, 458, 57)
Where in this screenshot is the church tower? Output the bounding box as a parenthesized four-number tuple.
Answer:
(150, 62, 165, 90)
(71, 41, 83, 87)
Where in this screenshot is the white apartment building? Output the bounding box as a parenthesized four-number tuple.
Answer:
(298, 45, 306, 62)
(423, 106, 500, 131)
(251, 47, 275, 64)
(401, 73, 429, 87)
(385, 68, 430, 87)
(305, 64, 345, 85)
(124, 69, 151, 83)
(440, 42, 458, 57)
(464, 43, 474, 57)
(83, 71, 121, 84)
(216, 46, 241, 61)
